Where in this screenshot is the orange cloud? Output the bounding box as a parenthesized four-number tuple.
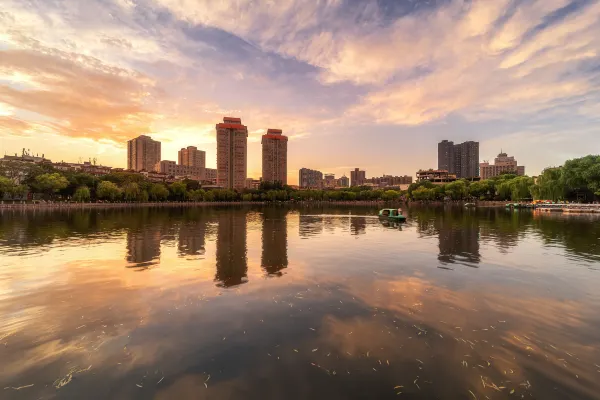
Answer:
(0, 47, 157, 142)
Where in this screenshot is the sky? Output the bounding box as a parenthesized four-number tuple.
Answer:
(1, 0, 599, 184)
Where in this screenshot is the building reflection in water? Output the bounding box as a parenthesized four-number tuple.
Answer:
(350, 217, 367, 235)
(436, 211, 481, 265)
(299, 213, 324, 238)
(178, 219, 207, 257)
(215, 211, 248, 287)
(126, 228, 161, 268)
(261, 208, 288, 277)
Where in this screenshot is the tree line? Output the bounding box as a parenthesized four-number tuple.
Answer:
(1, 155, 599, 203)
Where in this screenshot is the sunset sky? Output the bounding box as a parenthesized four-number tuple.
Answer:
(1, 0, 599, 183)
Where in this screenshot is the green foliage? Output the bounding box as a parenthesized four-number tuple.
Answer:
(412, 187, 436, 201)
(188, 189, 206, 201)
(96, 181, 122, 201)
(169, 181, 188, 201)
(242, 193, 253, 201)
(0, 176, 14, 198)
(149, 183, 169, 201)
(73, 186, 91, 202)
(35, 173, 68, 197)
(444, 180, 468, 200)
(123, 182, 141, 201)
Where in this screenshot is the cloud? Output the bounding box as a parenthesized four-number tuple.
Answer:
(155, 0, 600, 126)
(0, 46, 157, 142)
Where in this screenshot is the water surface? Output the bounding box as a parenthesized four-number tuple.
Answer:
(1, 206, 599, 399)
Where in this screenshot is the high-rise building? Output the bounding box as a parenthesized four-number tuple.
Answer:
(454, 141, 479, 178)
(438, 140, 479, 178)
(299, 168, 323, 188)
(337, 175, 349, 187)
(261, 129, 288, 185)
(438, 140, 455, 173)
(350, 168, 366, 186)
(216, 117, 248, 190)
(178, 146, 206, 169)
(127, 135, 161, 172)
(480, 151, 525, 179)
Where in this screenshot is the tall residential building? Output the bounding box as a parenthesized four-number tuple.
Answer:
(438, 140, 479, 178)
(454, 141, 479, 178)
(438, 140, 455, 173)
(261, 129, 288, 185)
(216, 117, 248, 190)
(338, 175, 350, 187)
(178, 146, 206, 169)
(350, 168, 366, 187)
(299, 168, 323, 188)
(127, 135, 161, 172)
(480, 152, 525, 179)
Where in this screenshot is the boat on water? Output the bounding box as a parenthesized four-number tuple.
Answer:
(378, 208, 406, 222)
(464, 203, 476, 208)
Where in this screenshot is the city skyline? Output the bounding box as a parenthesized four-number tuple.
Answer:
(2, 1, 599, 183)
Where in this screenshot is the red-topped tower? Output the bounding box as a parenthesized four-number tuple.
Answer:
(261, 128, 288, 185)
(216, 117, 248, 190)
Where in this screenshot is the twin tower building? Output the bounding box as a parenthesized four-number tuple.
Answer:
(216, 117, 287, 190)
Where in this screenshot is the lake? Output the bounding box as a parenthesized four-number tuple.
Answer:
(1, 206, 599, 400)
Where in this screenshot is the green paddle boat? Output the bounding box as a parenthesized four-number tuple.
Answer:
(379, 208, 406, 222)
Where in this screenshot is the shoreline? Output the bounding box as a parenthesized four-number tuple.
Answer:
(2, 200, 599, 214)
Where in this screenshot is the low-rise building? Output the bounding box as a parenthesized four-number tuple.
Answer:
(417, 169, 480, 185)
(365, 174, 412, 187)
(323, 173, 336, 188)
(155, 160, 203, 180)
(245, 178, 261, 190)
(416, 169, 457, 185)
(480, 152, 525, 179)
(204, 168, 217, 184)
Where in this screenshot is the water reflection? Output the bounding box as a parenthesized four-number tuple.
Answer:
(127, 229, 161, 267)
(215, 210, 248, 287)
(1, 206, 600, 400)
(261, 208, 288, 277)
(178, 213, 207, 257)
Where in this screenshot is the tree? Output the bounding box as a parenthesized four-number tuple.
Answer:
(149, 183, 169, 201)
(412, 187, 435, 201)
(382, 190, 400, 201)
(444, 181, 468, 200)
(35, 173, 68, 198)
(169, 181, 188, 201)
(123, 182, 141, 202)
(242, 193, 253, 201)
(0, 176, 13, 197)
(188, 189, 205, 201)
(509, 176, 534, 201)
(469, 180, 493, 200)
(73, 186, 91, 202)
(531, 167, 564, 201)
(97, 181, 122, 201)
(203, 190, 215, 201)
